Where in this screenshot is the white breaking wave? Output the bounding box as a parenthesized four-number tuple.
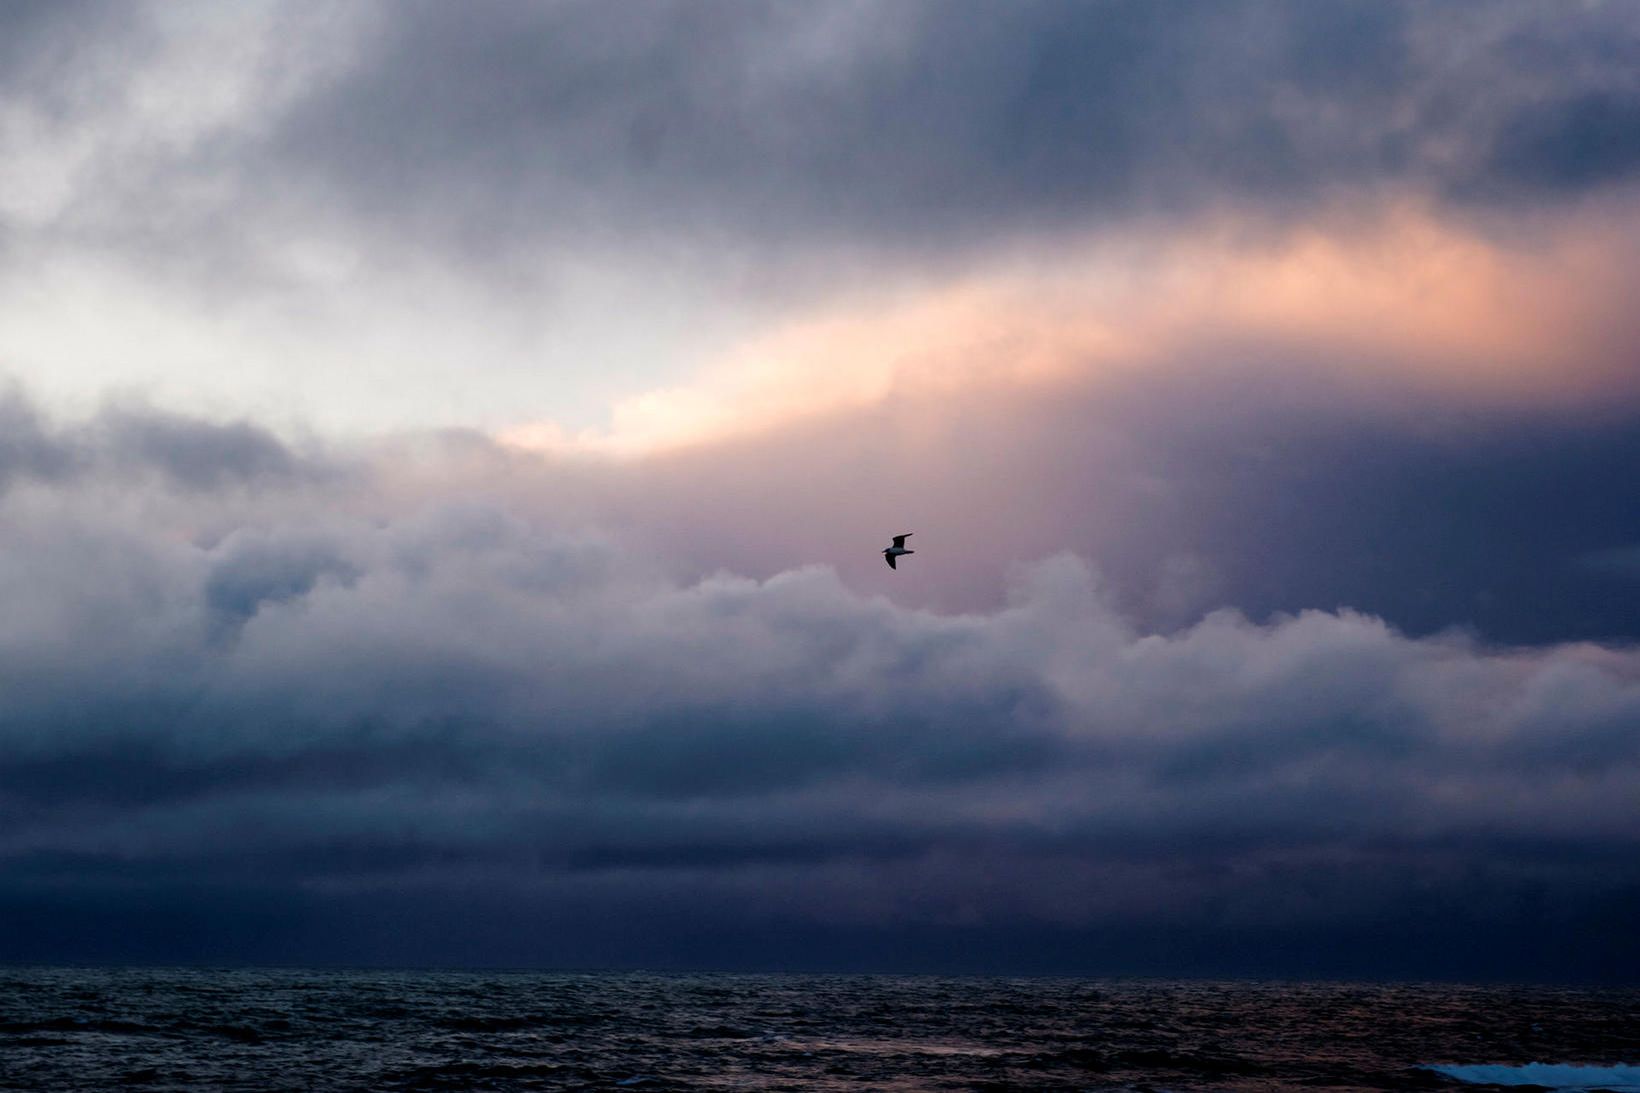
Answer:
(1428, 1063, 1640, 1090)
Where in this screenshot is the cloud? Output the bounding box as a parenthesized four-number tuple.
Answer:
(0, 433, 1637, 973)
(251, 1, 1640, 263)
(10, 2, 1640, 289)
(0, 390, 333, 494)
(465, 203, 1640, 646)
(501, 206, 1640, 456)
(2, 2, 1639, 975)
(5, 2, 1640, 438)
(0, 389, 81, 486)
(1486, 92, 1640, 195)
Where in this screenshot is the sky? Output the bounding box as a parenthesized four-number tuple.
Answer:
(3, 0, 1640, 980)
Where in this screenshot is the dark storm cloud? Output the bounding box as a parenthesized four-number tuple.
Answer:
(0, 406, 1637, 976)
(264, 0, 1401, 257)
(261, 0, 1640, 260)
(8, 1, 1639, 285)
(1118, 400, 1640, 644)
(1485, 92, 1640, 194)
(2, 0, 1639, 975)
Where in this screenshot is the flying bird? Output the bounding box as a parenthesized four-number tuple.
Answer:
(883, 533, 914, 569)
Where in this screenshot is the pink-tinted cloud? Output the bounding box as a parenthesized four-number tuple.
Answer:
(504, 204, 1640, 460)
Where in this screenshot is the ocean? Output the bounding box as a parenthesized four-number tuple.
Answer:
(0, 968, 1635, 1091)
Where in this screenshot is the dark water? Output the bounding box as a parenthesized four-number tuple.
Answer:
(0, 969, 1635, 1091)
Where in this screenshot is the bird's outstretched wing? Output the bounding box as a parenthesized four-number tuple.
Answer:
(891, 533, 912, 548)
(884, 553, 897, 569)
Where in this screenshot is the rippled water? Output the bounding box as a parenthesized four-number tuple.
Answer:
(0, 968, 1635, 1090)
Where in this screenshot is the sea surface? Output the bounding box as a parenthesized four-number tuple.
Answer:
(0, 968, 1636, 1091)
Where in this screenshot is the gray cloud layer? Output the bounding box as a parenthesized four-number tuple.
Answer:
(4, 1, 1640, 974)
(2, 399, 1637, 975)
(6, 1, 1640, 285)
(247, 1, 1640, 262)
(0, 389, 330, 492)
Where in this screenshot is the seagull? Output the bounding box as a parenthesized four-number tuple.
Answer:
(883, 533, 914, 570)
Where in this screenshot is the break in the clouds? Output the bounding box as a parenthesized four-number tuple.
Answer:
(3, 2, 1640, 976)
(0, 430, 1637, 977)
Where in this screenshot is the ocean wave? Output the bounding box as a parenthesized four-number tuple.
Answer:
(1428, 1063, 1640, 1090)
